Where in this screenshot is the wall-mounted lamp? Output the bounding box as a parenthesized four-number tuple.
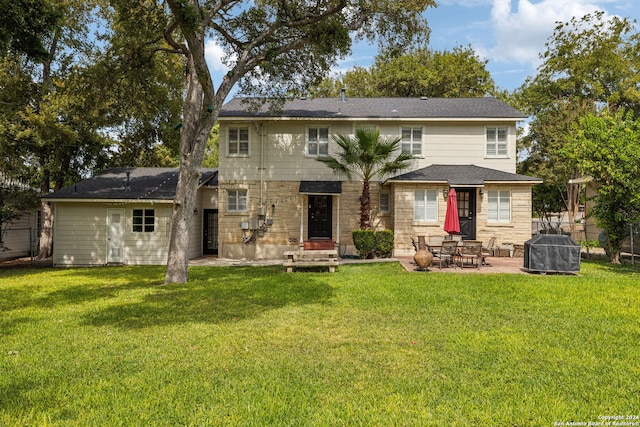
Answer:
(271, 204, 276, 216)
(479, 188, 484, 196)
(193, 208, 199, 216)
(443, 188, 449, 199)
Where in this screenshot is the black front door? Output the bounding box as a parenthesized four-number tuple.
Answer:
(308, 195, 332, 239)
(203, 209, 218, 255)
(456, 189, 476, 240)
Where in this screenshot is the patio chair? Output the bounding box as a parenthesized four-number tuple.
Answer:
(458, 240, 482, 268)
(427, 235, 445, 256)
(433, 240, 459, 269)
(481, 237, 496, 265)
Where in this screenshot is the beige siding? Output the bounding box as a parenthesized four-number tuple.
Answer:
(53, 202, 173, 266)
(423, 122, 517, 173)
(124, 205, 172, 265)
(219, 120, 518, 181)
(53, 203, 108, 266)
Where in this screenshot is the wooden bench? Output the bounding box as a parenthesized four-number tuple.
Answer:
(283, 249, 339, 273)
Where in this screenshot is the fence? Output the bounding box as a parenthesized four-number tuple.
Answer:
(0, 226, 41, 262)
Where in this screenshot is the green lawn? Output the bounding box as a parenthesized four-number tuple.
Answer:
(1, 261, 639, 426)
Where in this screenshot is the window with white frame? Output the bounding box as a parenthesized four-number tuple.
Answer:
(228, 126, 249, 156)
(132, 209, 155, 232)
(307, 127, 329, 156)
(379, 192, 390, 214)
(401, 127, 422, 155)
(414, 190, 438, 222)
(227, 189, 248, 212)
(486, 127, 508, 157)
(487, 190, 511, 222)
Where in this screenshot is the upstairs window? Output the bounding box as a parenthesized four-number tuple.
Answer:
(133, 209, 155, 232)
(401, 127, 422, 155)
(228, 126, 249, 156)
(486, 127, 508, 157)
(307, 127, 329, 156)
(227, 189, 248, 212)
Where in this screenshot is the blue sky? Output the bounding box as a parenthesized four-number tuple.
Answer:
(206, 0, 640, 95)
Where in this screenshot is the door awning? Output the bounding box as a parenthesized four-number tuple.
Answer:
(299, 181, 342, 194)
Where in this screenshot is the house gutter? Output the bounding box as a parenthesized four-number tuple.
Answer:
(42, 198, 173, 204)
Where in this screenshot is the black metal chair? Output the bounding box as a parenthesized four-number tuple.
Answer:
(433, 240, 458, 269)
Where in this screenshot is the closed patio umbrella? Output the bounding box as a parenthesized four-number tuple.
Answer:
(444, 188, 460, 236)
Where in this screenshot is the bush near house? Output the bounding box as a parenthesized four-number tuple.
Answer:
(352, 229, 394, 258)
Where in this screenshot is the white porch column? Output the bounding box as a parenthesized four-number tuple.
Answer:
(300, 194, 305, 246)
(336, 195, 341, 245)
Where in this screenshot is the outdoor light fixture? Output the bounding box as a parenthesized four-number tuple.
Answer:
(443, 188, 449, 199)
(271, 204, 276, 216)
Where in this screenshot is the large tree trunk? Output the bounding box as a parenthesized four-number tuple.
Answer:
(164, 51, 207, 284)
(36, 164, 52, 260)
(163, 32, 225, 283)
(37, 201, 53, 259)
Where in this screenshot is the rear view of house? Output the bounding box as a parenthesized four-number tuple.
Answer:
(216, 96, 541, 259)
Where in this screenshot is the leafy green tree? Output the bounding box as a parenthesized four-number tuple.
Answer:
(0, 0, 187, 258)
(0, 0, 60, 61)
(311, 45, 496, 98)
(566, 109, 640, 264)
(316, 128, 416, 230)
(202, 124, 219, 168)
(515, 12, 640, 234)
(146, 0, 434, 283)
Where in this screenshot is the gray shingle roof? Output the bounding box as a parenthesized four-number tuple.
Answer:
(299, 181, 342, 194)
(43, 167, 218, 200)
(219, 97, 527, 119)
(388, 164, 542, 185)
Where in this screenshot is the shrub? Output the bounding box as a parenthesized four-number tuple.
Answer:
(352, 230, 375, 258)
(374, 230, 394, 258)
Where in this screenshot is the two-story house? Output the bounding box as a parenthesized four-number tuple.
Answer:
(42, 95, 540, 266)
(217, 96, 541, 259)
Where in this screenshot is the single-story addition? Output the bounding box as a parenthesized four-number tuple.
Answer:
(42, 167, 218, 267)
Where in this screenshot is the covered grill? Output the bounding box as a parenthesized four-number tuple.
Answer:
(524, 234, 581, 273)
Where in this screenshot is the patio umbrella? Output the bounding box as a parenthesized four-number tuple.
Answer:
(444, 188, 460, 236)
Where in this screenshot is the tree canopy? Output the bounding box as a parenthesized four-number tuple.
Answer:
(0, 0, 61, 61)
(312, 45, 497, 98)
(515, 12, 640, 236)
(567, 109, 640, 263)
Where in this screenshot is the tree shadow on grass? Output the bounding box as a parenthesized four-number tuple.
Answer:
(0, 266, 165, 312)
(81, 266, 336, 328)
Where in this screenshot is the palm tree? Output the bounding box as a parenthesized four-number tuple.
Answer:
(316, 127, 416, 229)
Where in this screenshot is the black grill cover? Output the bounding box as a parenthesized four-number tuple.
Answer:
(524, 234, 581, 273)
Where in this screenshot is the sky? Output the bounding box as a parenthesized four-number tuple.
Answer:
(205, 0, 640, 96)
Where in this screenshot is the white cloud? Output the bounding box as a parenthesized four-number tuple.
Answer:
(488, 0, 608, 66)
(205, 40, 231, 72)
